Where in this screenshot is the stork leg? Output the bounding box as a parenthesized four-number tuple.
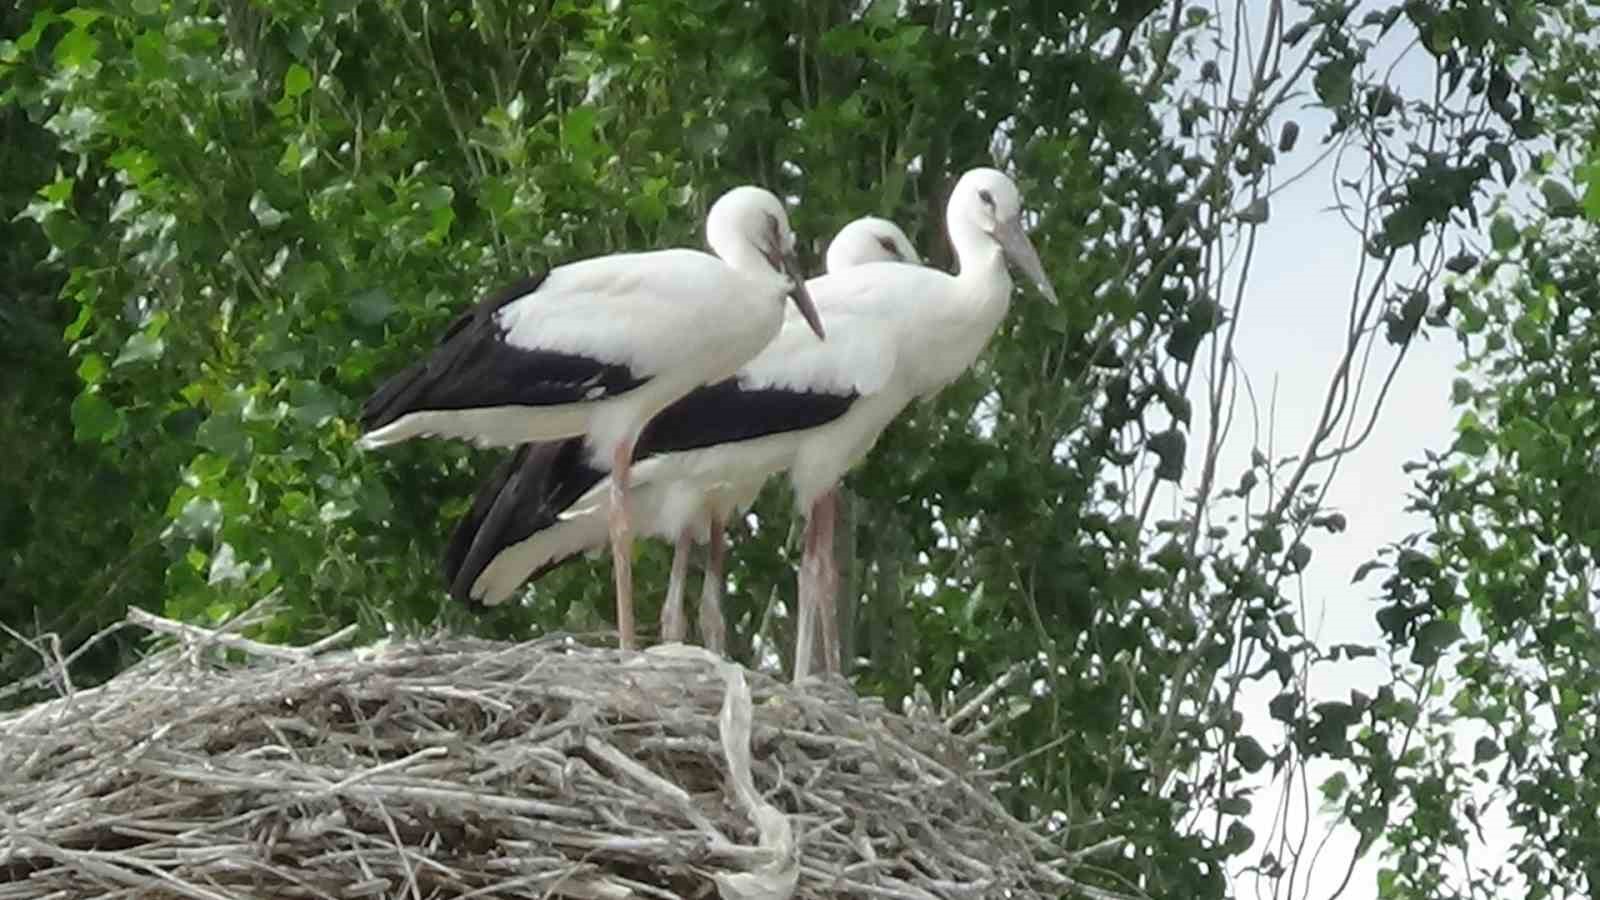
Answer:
(793, 503, 825, 684)
(661, 528, 692, 644)
(698, 512, 728, 655)
(609, 438, 637, 651)
(813, 489, 841, 676)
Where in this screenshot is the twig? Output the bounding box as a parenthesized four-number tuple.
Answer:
(0, 636, 1106, 900)
(944, 660, 1031, 733)
(125, 607, 309, 662)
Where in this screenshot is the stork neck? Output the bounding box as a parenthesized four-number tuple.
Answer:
(952, 232, 1010, 296)
(716, 240, 775, 278)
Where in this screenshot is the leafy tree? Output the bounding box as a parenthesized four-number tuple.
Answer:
(0, 0, 1563, 897)
(0, 0, 165, 695)
(1346, 4, 1600, 897)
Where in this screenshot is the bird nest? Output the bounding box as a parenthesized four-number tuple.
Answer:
(0, 604, 1125, 900)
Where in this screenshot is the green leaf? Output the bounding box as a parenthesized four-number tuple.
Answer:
(1473, 736, 1499, 764)
(1583, 165, 1600, 222)
(63, 304, 93, 341)
(1489, 213, 1518, 253)
(1235, 470, 1258, 495)
(1151, 539, 1187, 573)
(131, 29, 169, 79)
(1540, 179, 1579, 217)
(348, 288, 396, 326)
(1268, 691, 1298, 722)
(53, 27, 100, 70)
(61, 9, 104, 28)
(1275, 611, 1301, 636)
(319, 498, 356, 524)
(1410, 619, 1463, 666)
(1455, 423, 1490, 457)
(283, 63, 313, 99)
(1319, 770, 1349, 805)
(250, 191, 287, 228)
(197, 412, 251, 458)
(1147, 429, 1186, 481)
(1313, 57, 1355, 107)
(1381, 204, 1427, 248)
(562, 105, 598, 161)
(77, 353, 108, 385)
(15, 11, 60, 52)
(1253, 524, 1284, 554)
(418, 184, 454, 210)
(1286, 542, 1312, 571)
(1217, 796, 1251, 816)
(114, 330, 166, 367)
(173, 496, 223, 538)
(71, 391, 124, 443)
(1234, 736, 1269, 773)
(1236, 197, 1269, 225)
(1223, 821, 1254, 855)
(289, 381, 341, 427)
(40, 174, 75, 204)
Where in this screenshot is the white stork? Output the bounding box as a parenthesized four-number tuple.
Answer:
(356, 186, 825, 651)
(438, 217, 919, 653)
(445, 167, 1056, 680)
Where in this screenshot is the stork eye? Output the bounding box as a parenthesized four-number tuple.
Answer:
(760, 213, 786, 271)
(978, 189, 996, 207)
(877, 236, 902, 259)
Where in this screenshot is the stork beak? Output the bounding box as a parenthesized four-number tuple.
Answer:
(996, 217, 1059, 303)
(783, 249, 827, 340)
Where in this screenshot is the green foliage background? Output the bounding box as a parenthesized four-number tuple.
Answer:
(3, 0, 1595, 897)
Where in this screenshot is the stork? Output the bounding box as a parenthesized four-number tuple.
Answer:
(439, 217, 919, 653)
(356, 186, 825, 651)
(446, 167, 1056, 681)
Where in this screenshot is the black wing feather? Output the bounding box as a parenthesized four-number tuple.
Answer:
(444, 437, 608, 605)
(360, 274, 652, 433)
(441, 378, 859, 605)
(636, 378, 859, 456)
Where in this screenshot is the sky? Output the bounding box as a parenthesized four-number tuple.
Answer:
(1174, 4, 1486, 897)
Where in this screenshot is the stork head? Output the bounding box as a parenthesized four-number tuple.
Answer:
(706, 186, 826, 340)
(824, 216, 921, 273)
(947, 167, 1058, 303)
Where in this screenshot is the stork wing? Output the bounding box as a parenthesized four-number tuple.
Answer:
(636, 304, 898, 457)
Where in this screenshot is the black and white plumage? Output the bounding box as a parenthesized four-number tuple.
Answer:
(440, 217, 921, 651)
(358, 185, 825, 651)
(446, 168, 1057, 681)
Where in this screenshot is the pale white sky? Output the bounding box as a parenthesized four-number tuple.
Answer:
(1174, 6, 1488, 897)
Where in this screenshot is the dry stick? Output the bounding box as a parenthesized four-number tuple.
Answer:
(581, 736, 730, 844)
(714, 663, 800, 900)
(12, 834, 236, 900)
(943, 659, 1031, 733)
(323, 746, 449, 793)
(125, 607, 306, 662)
(2, 637, 1098, 900)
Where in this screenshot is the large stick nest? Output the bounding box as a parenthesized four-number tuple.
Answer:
(0, 608, 1121, 900)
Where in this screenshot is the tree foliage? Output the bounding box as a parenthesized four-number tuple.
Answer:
(1348, 5, 1600, 897)
(0, 0, 1568, 897)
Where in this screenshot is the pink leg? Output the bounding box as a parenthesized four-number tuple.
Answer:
(609, 439, 637, 651)
(793, 506, 823, 683)
(814, 489, 841, 675)
(698, 513, 728, 655)
(661, 527, 692, 644)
